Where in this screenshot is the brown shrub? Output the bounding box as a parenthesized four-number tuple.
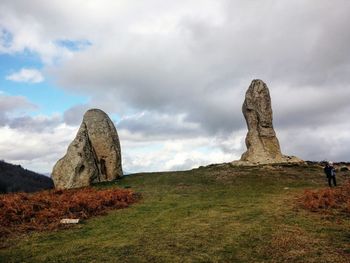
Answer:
(299, 181, 350, 214)
(0, 187, 139, 238)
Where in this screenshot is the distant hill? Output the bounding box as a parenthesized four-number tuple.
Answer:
(0, 160, 54, 193)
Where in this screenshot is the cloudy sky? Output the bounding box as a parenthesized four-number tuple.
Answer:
(1, 0, 350, 174)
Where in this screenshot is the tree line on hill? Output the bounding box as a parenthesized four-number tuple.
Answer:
(0, 160, 53, 194)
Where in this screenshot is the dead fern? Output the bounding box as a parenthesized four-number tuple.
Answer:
(299, 180, 350, 214)
(0, 187, 139, 238)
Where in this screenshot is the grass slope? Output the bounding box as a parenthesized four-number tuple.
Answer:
(1, 163, 350, 262)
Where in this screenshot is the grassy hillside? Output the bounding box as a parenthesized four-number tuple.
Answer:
(1, 163, 350, 262)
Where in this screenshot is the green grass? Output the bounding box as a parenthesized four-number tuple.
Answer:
(1, 163, 350, 262)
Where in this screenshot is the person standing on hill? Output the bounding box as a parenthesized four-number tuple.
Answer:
(324, 161, 337, 187)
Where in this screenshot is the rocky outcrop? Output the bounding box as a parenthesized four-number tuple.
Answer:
(52, 109, 123, 189)
(235, 79, 303, 165)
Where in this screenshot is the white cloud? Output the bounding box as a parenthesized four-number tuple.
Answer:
(0, 93, 37, 125)
(6, 68, 44, 83)
(1, 1, 350, 174)
(278, 122, 350, 162)
(0, 118, 240, 174)
(0, 93, 36, 112)
(120, 134, 238, 173)
(0, 123, 76, 173)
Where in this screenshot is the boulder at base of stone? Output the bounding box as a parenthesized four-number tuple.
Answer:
(52, 109, 123, 189)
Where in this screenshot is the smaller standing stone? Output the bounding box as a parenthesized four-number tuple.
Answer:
(52, 109, 123, 189)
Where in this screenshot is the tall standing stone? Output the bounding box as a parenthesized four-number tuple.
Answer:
(52, 109, 123, 189)
(238, 79, 302, 164)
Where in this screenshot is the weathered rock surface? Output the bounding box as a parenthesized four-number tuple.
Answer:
(52, 109, 123, 189)
(235, 79, 303, 165)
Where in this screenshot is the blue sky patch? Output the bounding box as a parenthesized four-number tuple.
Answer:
(56, 39, 92, 51)
(0, 53, 88, 116)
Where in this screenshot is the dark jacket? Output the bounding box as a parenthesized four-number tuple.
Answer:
(324, 165, 335, 177)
